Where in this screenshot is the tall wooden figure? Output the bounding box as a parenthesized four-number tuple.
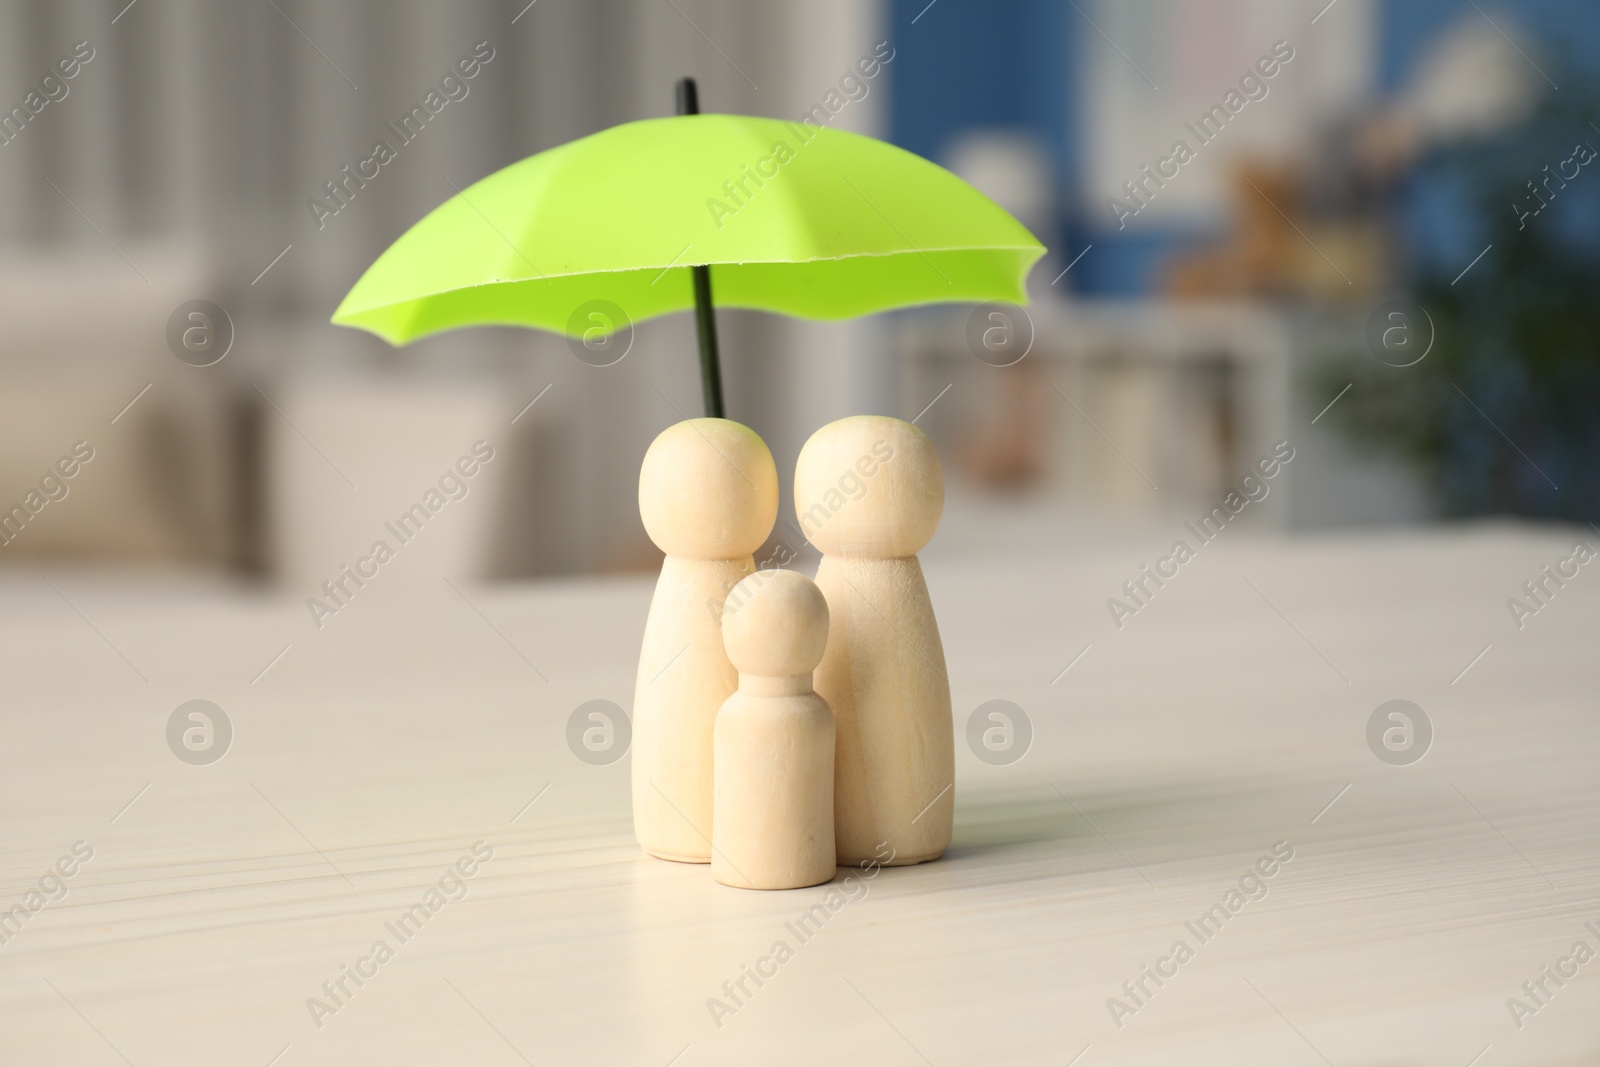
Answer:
(634, 419, 778, 862)
(712, 569, 836, 890)
(794, 416, 953, 866)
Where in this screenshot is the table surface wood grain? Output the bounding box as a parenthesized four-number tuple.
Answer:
(2, 523, 1597, 1066)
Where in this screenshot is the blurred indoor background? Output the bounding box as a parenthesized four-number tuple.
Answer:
(2, 0, 1597, 590)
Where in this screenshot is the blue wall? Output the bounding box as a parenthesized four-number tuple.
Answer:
(1376, 0, 1600, 90)
(886, 0, 1600, 295)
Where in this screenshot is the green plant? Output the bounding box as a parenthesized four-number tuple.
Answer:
(1319, 62, 1600, 522)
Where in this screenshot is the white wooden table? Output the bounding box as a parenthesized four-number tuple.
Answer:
(3, 524, 1596, 1065)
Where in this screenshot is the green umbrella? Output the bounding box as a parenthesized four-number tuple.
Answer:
(331, 79, 1045, 417)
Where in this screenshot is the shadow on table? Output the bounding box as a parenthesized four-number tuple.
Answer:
(943, 774, 1308, 867)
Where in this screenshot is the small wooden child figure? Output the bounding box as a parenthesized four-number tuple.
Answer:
(712, 569, 837, 890)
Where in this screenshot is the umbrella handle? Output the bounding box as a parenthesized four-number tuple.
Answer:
(677, 77, 725, 420)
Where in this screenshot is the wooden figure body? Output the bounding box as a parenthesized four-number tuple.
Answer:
(633, 419, 778, 863)
(794, 416, 952, 866)
(713, 569, 836, 890)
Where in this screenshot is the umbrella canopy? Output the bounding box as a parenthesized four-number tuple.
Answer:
(330, 113, 1045, 347)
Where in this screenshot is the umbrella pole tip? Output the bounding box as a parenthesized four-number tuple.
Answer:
(676, 77, 699, 116)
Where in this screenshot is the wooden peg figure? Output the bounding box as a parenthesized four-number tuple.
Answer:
(712, 568, 837, 890)
(794, 416, 953, 866)
(634, 419, 778, 862)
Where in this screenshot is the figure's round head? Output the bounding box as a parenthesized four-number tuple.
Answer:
(639, 419, 778, 558)
(721, 569, 829, 677)
(793, 416, 943, 558)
